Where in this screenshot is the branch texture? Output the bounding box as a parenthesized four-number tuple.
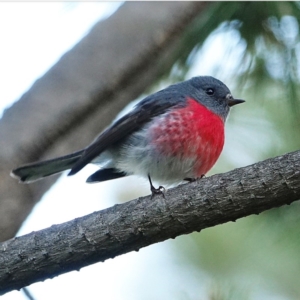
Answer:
(1, 150, 300, 295)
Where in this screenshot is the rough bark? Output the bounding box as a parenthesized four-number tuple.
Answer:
(0, 1, 210, 241)
(0, 150, 299, 295)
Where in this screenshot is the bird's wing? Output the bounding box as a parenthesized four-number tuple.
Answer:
(68, 91, 186, 175)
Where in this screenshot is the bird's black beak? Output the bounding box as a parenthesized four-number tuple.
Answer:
(227, 98, 245, 107)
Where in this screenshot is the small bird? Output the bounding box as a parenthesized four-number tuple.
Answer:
(11, 76, 244, 197)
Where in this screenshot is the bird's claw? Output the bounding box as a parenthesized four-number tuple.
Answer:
(150, 185, 166, 199)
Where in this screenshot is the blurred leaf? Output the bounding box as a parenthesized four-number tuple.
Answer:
(208, 282, 250, 300)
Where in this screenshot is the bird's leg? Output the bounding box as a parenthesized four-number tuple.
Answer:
(148, 175, 165, 199)
(184, 174, 206, 182)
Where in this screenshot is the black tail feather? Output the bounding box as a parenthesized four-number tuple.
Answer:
(11, 150, 84, 183)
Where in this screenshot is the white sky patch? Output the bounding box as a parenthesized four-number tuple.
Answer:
(0, 2, 121, 116)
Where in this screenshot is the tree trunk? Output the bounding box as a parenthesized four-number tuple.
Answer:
(0, 2, 210, 241)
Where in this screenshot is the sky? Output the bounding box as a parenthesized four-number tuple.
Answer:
(0, 3, 274, 300)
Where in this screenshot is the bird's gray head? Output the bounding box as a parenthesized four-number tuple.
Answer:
(186, 76, 245, 121)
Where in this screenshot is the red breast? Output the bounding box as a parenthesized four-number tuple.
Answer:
(148, 98, 225, 177)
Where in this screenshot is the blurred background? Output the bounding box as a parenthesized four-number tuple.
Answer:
(1, 2, 300, 300)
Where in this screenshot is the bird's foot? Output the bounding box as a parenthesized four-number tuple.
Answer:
(150, 185, 166, 199)
(148, 174, 166, 199)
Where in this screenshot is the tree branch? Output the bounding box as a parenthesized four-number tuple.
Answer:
(1, 150, 300, 295)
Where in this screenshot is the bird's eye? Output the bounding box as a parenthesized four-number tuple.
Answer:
(206, 88, 214, 95)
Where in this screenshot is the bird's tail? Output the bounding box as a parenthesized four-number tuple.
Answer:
(11, 150, 84, 183)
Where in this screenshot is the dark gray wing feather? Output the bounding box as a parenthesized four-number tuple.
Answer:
(68, 90, 186, 176)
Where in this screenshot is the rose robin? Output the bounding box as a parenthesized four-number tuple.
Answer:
(11, 76, 245, 197)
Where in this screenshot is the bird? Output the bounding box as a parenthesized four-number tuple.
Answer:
(11, 76, 245, 197)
